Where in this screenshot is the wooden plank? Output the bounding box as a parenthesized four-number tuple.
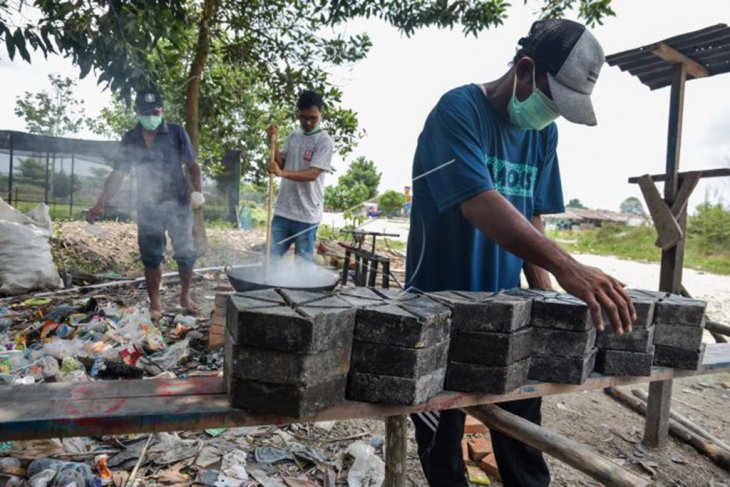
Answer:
(637, 174, 682, 250)
(384, 415, 408, 487)
(652, 42, 709, 79)
(628, 168, 730, 184)
(645, 62, 687, 450)
(671, 172, 702, 217)
(466, 405, 651, 487)
(1, 344, 728, 441)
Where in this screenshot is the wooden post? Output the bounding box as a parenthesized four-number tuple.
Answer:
(384, 415, 408, 487)
(466, 405, 652, 487)
(644, 62, 686, 449)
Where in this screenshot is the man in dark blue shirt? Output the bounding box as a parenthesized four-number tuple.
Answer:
(88, 89, 204, 320)
(406, 20, 635, 486)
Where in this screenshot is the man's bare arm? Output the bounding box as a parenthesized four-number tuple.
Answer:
(188, 160, 203, 193)
(87, 170, 126, 221)
(276, 167, 323, 182)
(524, 215, 553, 290)
(461, 190, 635, 333)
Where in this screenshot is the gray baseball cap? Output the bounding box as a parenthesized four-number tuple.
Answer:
(518, 19, 604, 126)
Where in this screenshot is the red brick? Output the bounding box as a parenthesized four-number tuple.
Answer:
(468, 437, 493, 462)
(464, 414, 488, 435)
(461, 439, 470, 464)
(479, 453, 500, 481)
(208, 330, 224, 348)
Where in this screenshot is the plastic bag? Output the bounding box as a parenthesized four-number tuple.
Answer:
(0, 199, 62, 295)
(346, 442, 384, 487)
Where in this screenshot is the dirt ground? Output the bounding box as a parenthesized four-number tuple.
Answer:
(3, 221, 729, 486)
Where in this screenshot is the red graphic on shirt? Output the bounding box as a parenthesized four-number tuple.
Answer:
(304, 149, 314, 162)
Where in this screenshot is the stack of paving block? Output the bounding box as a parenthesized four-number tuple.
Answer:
(429, 291, 533, 394)
(225, 288, 356, 417)
(525, 292, 597, 384)
(344, 288, 452, 405)
(653, 292, 707, 370)
(594, 289, 657, 376)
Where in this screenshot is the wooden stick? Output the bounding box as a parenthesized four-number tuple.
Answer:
(264, 134, 277, 280)
(464, 405, 652, 487)
(384, 415, 408, 487)
(706, 320, 730, 338)
(125, 434, 153, 487)
(606, 388, 730, 470)
(631, 389, 730, 452)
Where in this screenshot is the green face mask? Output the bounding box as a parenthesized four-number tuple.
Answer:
(507, 68, 560, 131)
(302, 125, 322, 136)
(138, 115, 163, 131)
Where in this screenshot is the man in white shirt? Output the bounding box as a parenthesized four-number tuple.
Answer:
(267, 91, 334, 259)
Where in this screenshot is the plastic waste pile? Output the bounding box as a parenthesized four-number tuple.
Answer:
(0, 297, 196, 385)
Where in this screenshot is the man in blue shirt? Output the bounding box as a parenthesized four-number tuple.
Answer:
(406, 20, 635, 486)
(88, 89, 204, 320)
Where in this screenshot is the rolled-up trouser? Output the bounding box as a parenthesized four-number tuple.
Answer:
(137, 201, 196, 270)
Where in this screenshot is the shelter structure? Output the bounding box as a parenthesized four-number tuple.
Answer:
(606, 23, 730, 448)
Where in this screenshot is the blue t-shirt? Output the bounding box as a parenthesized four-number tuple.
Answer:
(405, 84, 565, 293)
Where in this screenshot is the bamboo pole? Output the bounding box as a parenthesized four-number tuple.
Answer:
(465, 405, 652, 487)
(606, 388, 730, 471)
(384, 415, 408, 487)
(264, 134, 277, 280)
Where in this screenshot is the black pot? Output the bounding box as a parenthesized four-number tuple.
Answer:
(225, 263, 340, 293)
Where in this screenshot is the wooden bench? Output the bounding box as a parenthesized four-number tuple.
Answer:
(1, 343, 728, 441)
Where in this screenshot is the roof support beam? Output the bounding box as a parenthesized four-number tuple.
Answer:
(652, 42, 709, 78)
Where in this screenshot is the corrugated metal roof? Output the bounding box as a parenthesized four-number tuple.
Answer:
(605, 24, 730, 90)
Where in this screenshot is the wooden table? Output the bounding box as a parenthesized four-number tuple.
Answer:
(2, 343, 728, 441)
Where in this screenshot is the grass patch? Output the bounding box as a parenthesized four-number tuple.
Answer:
(548, 223, 730, 275)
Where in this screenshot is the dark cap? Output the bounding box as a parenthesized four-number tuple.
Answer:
(518, 19, 604, 126)
(135, 89, 164, 113)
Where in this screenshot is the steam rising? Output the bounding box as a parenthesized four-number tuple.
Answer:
(231, 256, 338, 289)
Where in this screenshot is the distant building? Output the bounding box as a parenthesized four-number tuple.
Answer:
(544, 208, 649, 230)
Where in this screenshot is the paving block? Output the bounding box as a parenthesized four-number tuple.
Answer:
(444, 358, 530, 394)
(503, 288, 559, 300)
(532, 327, 596, 358)
(465, 415, 488, 435)
(226, 374, 347, 417)
(227, 291, 356, 353)
(528, 349, 597, 384)
(428, 291, 531, 333)
(346, 367, 446, 405)
(654, 294, 706, 327)
(654, 343, 706, 370)
(595, 347, 654, 377)
(225, 332, 351, 386)
(623, 289, 659, 328)
(350, 339, 449, 378)
(353, 296, 450, 348)
(468, 437, 493, 462)
(338, 287, 388, 308)
(480, 454, 501, 481)
(596, 325, 655, 352)
(530, 295, 593, 332)
(654, 323, 704, 349)
(448, 327, 532, 366)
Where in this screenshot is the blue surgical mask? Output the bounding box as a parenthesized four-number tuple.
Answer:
(507, 68, 560, 131)
(138, 115, 163, 131)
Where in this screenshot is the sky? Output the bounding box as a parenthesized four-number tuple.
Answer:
(1, 0, 728, 213)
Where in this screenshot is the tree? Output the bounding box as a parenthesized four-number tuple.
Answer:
(52, 170, 72, 198)
(378, 190, 406, 216)
(3, 1, 617, 182)
(325, 183, 370, 212)
(338, 157, 381, 200)
(14, 73, 87, 136)
(689, 202, 730, 254)
(567, 198, 586, 209)
(620, 196, 645, 215)
(86, 96, 137, 139)
(18, 157, 46, 182)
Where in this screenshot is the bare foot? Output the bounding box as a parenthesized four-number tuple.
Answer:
(150, 309, 164, 322)
(180, 295, 200, 315)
